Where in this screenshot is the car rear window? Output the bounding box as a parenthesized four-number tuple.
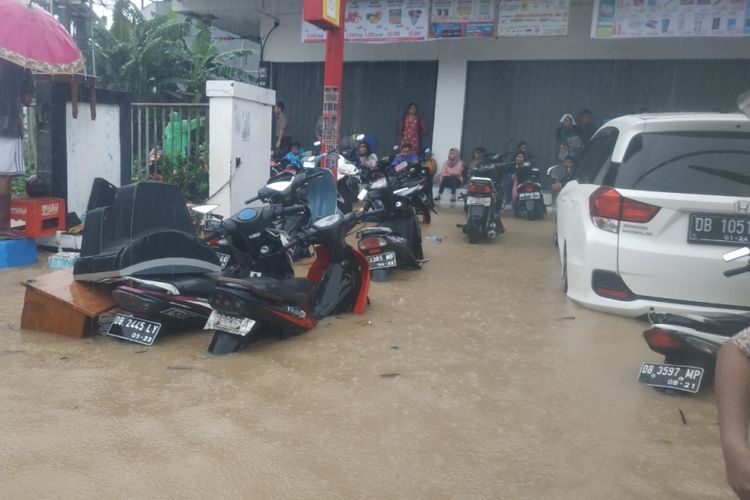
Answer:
(613, 131, 750, 197)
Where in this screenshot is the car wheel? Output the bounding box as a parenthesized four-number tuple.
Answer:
(553, 215, 559, 247)
(561, 245, 568, 294)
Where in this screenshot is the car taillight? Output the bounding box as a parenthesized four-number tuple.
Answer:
(358, 237, 387, 251)
(523, 182, 535, 193)
(468, 184, 492, 195)
(589, 186, 660, 233)
(643, 327, 684, 351)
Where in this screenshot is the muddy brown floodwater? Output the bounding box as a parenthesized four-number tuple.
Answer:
(0, 204, 736, 499)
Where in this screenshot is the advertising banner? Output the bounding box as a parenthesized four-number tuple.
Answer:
(429, 0, 497, 38)
(591, 0, 750, 37)
(303, 0, 430, 43)
(497, 0, 570, 36)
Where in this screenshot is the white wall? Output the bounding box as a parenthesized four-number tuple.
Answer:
(261, 2, 748, 165)
(207, 80, 276, 217)
(66, 103, 121, 216)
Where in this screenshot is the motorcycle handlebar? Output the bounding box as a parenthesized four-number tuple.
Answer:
(724, 265, 750, 277)
(277, 204, 307, 217)
(244, 195, 260, 205)
(201, 231, 220, 242)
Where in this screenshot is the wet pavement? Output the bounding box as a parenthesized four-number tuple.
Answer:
(0, 203, 736, 499)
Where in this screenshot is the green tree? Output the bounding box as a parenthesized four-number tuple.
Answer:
(94, 0, 254, 103)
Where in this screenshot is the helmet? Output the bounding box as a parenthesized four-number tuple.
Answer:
(25, 175, 46, 197)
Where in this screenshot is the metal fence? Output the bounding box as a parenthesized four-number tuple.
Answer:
(21, 105, 37, 173)
(131, 103, 209, 178)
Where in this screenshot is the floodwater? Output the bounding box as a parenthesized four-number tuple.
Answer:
(0, 204, 735, 499)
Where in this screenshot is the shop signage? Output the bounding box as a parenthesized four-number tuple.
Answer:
(497, 0, 570, 37)
(304, 0, 342, 29)
(591, 0, 750, 37)
(303, 0, 430, 43)
(430, 0, 497, 38)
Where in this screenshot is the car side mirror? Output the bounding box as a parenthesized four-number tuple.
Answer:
(546, 164, 564, 181)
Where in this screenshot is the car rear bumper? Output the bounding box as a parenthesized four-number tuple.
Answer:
(568, 282, 750, 318)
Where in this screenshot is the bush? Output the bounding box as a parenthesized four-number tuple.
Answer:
(133, 145, 209, 203)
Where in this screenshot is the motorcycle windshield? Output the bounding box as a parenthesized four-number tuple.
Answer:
(306, 168, 338, 221)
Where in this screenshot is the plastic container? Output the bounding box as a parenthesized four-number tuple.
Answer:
(47, 252, 79, 270)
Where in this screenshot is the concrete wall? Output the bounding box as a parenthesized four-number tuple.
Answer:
(66, 103, 122, 216)
(261, 2, 749, 164)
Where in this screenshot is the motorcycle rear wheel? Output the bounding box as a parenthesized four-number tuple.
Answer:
(468, 224, 481, 244)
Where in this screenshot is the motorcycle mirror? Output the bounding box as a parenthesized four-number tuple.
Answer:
(546, 164, 564, 180)
(723, 246, 750, 262)
(738, 89, 750, 119)
(191, 204, 219, 214)
(356, 134, 365, 140)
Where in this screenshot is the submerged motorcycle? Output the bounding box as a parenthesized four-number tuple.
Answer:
(512, 165, 546, 220)
(108, 204, 306, 346)
(638, 246, 750, 394)
(356, 162, 427, 277)
(459, 162, 506, 244)
(205, 209, 380, 355)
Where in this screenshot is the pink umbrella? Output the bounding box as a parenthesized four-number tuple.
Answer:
(0, 0, 84, 74)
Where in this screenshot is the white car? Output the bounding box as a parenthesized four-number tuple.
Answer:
(556, 113, 750, 317)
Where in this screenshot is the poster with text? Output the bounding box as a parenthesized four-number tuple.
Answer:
(497, 0, 570, 36)
(302, 0, 430, 43)
(591, 0, 750, 38)
(430, 0, 497, 38)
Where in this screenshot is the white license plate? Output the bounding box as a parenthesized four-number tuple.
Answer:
(216, 252, 231, 270)
(107, 313, 162, 346)
(637, 362, 704, 393)
(368, 251, 397, 270)
(518, 192, 541, 200)
(466, 196, 491, 206)
(204, 311, 256, 337)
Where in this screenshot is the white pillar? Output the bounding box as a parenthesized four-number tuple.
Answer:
(431, 52, 468, 167)
(207, 80, 276, 218)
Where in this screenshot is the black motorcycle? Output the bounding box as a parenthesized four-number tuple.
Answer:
(108, 203, 306, 346)
(639, 246, 750, 394)
(206, 209, 380, 355)
(459, 162, 506, 244)
(356, 164, 426, 277)
(512, 166, 546, 220)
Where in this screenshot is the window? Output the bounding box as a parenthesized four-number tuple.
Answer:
(575, 128, 618, 184)
(613, 132, 750, 197)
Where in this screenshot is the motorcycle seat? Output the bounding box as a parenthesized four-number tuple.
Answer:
(170, 275, 217, 296)
(358, 226, 393, 238)
(218, 276, 316, 307)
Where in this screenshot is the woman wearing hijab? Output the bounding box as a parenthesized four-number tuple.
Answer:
(397, 102, 429, 153)
(556, 113, 584, 160)
(435, 148, 464, 203)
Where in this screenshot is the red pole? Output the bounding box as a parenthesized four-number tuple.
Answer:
(321, 0, 345, 177)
